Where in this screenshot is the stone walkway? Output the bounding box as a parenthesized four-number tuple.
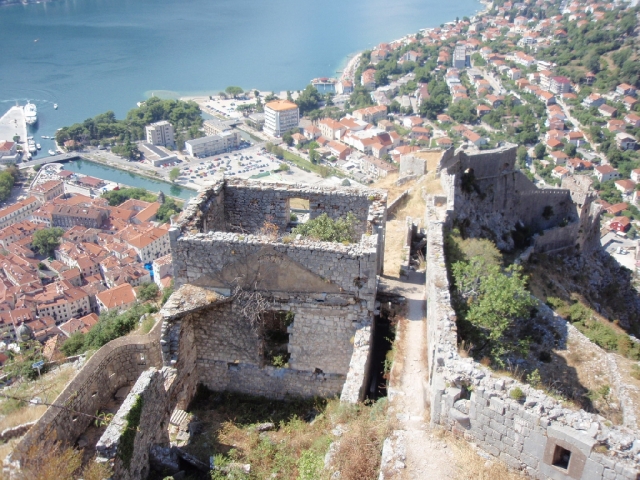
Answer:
(382, 270, 456, 479)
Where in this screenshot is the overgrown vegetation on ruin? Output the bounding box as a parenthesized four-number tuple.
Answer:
(181, 390, 388, 480)
(445, 230, 536, 366)
(291, 212, 358, 243)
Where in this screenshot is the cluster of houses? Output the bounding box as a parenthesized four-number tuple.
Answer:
(0, 176, 174, 354)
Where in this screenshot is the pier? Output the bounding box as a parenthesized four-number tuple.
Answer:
(0, 106, 27, 147)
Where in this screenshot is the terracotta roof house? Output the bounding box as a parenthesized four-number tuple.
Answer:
(96, 283, 137, 313)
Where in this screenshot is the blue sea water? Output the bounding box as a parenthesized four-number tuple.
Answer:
(0, 0, 481, 134)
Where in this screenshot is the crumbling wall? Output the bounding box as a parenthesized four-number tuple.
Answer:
(175, 178, 387, 237)
(399, 154, 426, 177)
(172, 233, 379, 304)
(425, 196, 640, 480)
(95, 368, 175, 480)
(6, 319, 163, 471)
(439, 145, 600, 252)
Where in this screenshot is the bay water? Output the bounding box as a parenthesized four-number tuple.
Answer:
(0, 0, 480, 135)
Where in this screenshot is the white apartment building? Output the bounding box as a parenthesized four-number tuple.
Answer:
(185, 131, 240, 158)
(264, 100, 299, 137)
(145, 121, 175, 147)
(125, 226, 171, 264)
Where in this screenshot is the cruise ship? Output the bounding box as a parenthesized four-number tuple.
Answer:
(24, 102, 37, 125)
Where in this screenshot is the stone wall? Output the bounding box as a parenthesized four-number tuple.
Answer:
(6, 318, 163, 471)
(439, 145, 601, 253)
(173, 178, 387, 238)
(158, 278, 372, 400)
(95, 368, 174, 480)
(425, 196, 640, 480)
(399, 154, 426, 177)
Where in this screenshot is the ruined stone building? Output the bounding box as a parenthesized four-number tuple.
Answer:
(164, 178, 387, 400)
(6, 179, 388, 479)
(439, 144, 602, 254)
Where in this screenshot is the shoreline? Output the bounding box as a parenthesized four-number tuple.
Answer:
(163, 0, 486, 99)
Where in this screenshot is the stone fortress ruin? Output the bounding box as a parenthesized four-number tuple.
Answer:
(5, 150, 640, 479)
(424, 145, 640, 480)
(5, 178, 388, 478)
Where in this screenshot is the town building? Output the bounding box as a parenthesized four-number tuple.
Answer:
(263, 100, 300, 137)
(453, 44, 468, 69)
(0, 197, 41, 230)
(594, 165, 620, 182)
(30, 180, 64, 204)
(145, 121, 175, 147)
(96, 283, 137, 313)
(184, 131, 240, 158)
(51, 205, 109, 229)
(352, 105, 387, 124)
(0, 141, 20, 164)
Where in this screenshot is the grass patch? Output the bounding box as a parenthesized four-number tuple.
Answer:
(547, 297, 640, 360)
(185, 389, 388, 480)
(0, 365, 76, 434)
(280, 150, 343, 178)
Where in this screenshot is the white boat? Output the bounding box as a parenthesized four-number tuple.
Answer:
(41, 135, 50, 139)
(24, 102, 37, 125)
(36, 143, 41, 150)
(48, 150, 56, 156)
(53, 104, 58, 110)
(27, 137, 37, 153)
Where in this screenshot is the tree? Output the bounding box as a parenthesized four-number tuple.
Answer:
(32, 227, 64, 256)
(276, 163, 290, 172)
(282, 131, 294, 146)
(341, 179, 351, 187)
(138, 282, 159, 302)
(168, 167, 180, 182)
(534, 143, 546, 159)
(295, 85, 322, 115)
(225, 86, 244, 98)
(12, 135, 19, 143)
(565, 143, 577, 157)
(156, 197, 182, 223)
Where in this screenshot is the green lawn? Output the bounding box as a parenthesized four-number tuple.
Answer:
(281, 150, 344, 178)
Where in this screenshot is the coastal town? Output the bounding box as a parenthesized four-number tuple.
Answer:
(0, 0, 639, 478)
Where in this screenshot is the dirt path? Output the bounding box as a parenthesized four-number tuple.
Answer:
(383, 271, 457, 479)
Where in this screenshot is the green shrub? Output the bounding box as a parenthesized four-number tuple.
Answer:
(509, 387, 525, 401)
(118, 395, 143, 469)
(297, 450, 324, 480)
(631, 364, 640, 381)
(292, 212, 359, 243)
(526, 369, 542, 389)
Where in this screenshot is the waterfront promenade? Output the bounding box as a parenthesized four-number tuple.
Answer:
(0, 106, 27, 146)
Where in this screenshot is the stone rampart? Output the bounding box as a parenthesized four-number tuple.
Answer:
(425, 197, 640, 480)
(5, 318, 163, 470)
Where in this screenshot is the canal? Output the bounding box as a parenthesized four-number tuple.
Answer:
(63, 158, 197, 201)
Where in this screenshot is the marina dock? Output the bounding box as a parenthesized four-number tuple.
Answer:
(0, 106, 27, 146)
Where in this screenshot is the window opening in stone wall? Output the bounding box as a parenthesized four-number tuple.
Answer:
(552, 445, 571, 470)
(262, 310, 294, 368)
(287, 198, 310, 227)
